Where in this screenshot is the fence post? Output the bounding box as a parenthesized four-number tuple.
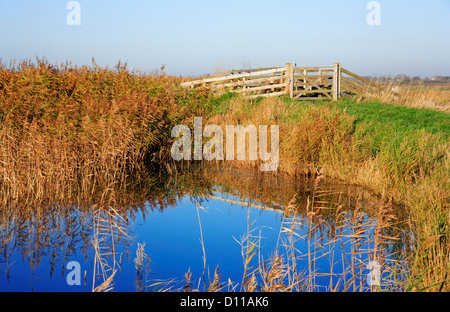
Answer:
(333, 63, 341, 100)
(285, 63, 293, 99)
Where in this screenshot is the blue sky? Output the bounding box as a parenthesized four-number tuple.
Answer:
(0, 0, 449, 77)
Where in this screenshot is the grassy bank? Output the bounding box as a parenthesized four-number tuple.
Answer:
(203, 93, 449, 291)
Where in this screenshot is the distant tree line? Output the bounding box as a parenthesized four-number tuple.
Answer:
(363, 75, 450, 85)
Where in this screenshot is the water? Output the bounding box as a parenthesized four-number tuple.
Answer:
(0, 166, 411, 292)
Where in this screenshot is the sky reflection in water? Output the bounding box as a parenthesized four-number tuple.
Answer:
(0, 168, 410, 292)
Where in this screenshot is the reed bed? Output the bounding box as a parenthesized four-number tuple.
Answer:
(0, 59, 209, 209)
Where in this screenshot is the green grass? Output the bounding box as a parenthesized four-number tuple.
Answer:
(334, 99, 450, 137)
(283, 98, 450, 137)
(279, 97, 450, 164)
(206, 91, 238, 115)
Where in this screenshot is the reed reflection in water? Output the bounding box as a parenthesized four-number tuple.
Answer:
(0, 166, 411, 292)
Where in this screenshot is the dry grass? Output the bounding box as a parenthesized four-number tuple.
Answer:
(91, 187, 131, 292)
(356, 78, 450, 112)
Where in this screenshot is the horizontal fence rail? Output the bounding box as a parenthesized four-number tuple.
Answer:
(181, 63, 400, 101)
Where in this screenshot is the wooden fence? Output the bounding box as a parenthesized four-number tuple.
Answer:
(181, 63, 400, 101)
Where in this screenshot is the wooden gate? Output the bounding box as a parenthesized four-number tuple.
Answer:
(181, 63, 399, 101)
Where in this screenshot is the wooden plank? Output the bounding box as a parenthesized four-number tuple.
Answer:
(341, 68, 385, 92)
(341, 82, 383, 98)
(236, 83, 286, 93)
(235, 74, 285, 82)
(294, 67, 334, 72)
(294, 71, 334, 76)
(181, 67, 287, 87)
(293, 74, 333, 80)
(341, 79, 384, 97)
(341, 77, 370, 88)
(293, 89, 332, 96)
(227, 67, 276, 75)
(340, 82, 363, 95)
(337, 63, 341, 99)
(286, 63, 294, 98)
(341, 77, 379, 94)
(294, 82, 332, 87)
(294, 96, 331, 101)
(333, 63, 340, 100)
(210, 69, 234, 78)
(210, 75, 286, 89)
(341, 74, 401, 99)
(246, 91, 286, 98)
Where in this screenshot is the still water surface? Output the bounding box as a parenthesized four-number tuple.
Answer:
(0, 167, 411, 292)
